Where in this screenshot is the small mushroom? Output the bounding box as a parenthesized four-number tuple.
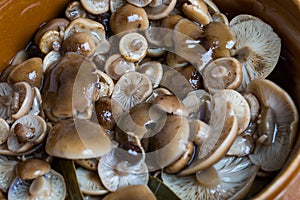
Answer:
(7, 114, 47, 153)
(151, 94, 189, 117)
(137, 61, 163, 88)
(103, 185, 156, 200)
(202, 57, 242, 93)
(0, 118, 9, 145)
(81, 0, 109, 15)
(111, 72, 152, 111)
(61, 32, 98, 57)
(182, 0, 211, 26)
(98, 134, 149, 192)
(76, 167, 109, 195)
(213, 89, 251, 134)
(164, 141, 194, 173)
(16, 159, 50, 180)
(0, 156, 19, 192)
(178, 100, 238, 176)
(119, 32, 148, 62)
(39, 30, 63, 54)
(104, 54, 136, 80)
(8, 169, 66, 200)
(65, 1, 87, 21)
(7, 57, 43, 88)
(46, 119, 112, 159)
(110, 4, 149, 35)
(146, 115, 190, 170)
(144, 0, 177, 20)
(162, 156, 258, 200)
(94, 69, 115, 98)
(42, 50, 61, 73)
(230, 19, 281, 91)
(246, 79, 298, 171)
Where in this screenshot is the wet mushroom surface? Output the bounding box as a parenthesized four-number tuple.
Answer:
(0, 0, 298, 199)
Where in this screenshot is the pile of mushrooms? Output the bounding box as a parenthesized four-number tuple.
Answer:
(0, 0, 298, 199)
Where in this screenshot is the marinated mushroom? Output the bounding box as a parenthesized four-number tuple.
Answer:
(103, 185, 156, 200)
(182, 0, 211, 26)
(109, 4, 149, 35)
(81, 0, 109, 15)
(65, 1, 87, 21)
(137, 61, 163, 88)
(42, 50, 61, 73)
(226, 135, 254, 156)
(111, 72, 152, 111)
(7, 114, 47, 153)
(46, 119, 112, 159)
(16, 159, 50, 180)
(7, 57, 43, 88)
(246, 79, 299, 171)
(39, 30, 63, 54)
(0, 156, 19, 192)
(176, 65, 203, 90)
(203, 57, 242, 93)
(162, 156, 258, 200)
(76, 167, 109, 195)
(8, 169, 66, 200)
(230, 19, 281, 91)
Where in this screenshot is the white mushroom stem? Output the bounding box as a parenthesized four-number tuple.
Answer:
(29, 176, 51, 197)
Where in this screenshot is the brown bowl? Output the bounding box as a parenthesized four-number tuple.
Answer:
(0, 0, 300, 199)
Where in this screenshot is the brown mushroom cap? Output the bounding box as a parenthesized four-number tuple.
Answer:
(46, 119, 112, 159)
(7, 57, 43, 88)
(103, 185, 156, 200)
(246, 79, 299, 171)
(109, 4, 149, 35)
(65, 1, 86, 21)
(182, 0, 211, 26)
(16, 159, 50, 180)
(80, 0, 109, 15)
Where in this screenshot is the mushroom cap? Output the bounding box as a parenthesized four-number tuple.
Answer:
(146, 115, 190, 170)
(144, 0, 177, 20)
(103, 185, 156, 200)
(182, 0, 211, 26)
(80, 0, 109, 15)
(229, 14, 262, 27)
(230, 19, 281, 91)
(76, 167, 108, 195)
(111, 72, 152, 111)
(0, 156, 19, 192)
(203, 57, 242, 93)
(7, 57, 43, 88)
(212, 13, 229, 25)
(39, 30, 62, 54)
(42, 50, 61, 73)
(65, 1, 86, 21)
(162, 156, 258, 200)
(213, 89, 251, 134)
(246, 79, 299, 171)
(0, 118, 9, 145)
(178, 100, 238, 176)
(7, 114, 47, 153)
(46, 119, 112, 159)
(16, 159, 51, 180)
(137, 61, 163, 88)
(119, 32, 148, 62)
(8, 169, 66, 200)
(109, 4, 149, 35)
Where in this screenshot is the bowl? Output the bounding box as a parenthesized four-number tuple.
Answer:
(0, 0, 299, 199)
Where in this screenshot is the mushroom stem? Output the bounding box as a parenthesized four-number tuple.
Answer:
(195, 167, 220, 188)
(234, 46, 251, 62)
(258, 107, 277, 145)
(29, 176, 51, 197)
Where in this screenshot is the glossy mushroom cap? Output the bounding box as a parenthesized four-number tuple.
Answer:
(46, 119, 112, 159)
(16, 159, 50, 180)
(103, 185, 156, 200)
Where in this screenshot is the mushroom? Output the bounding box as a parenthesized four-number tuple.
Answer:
(146, 115, 190, 171)
(46, 119, 112, 159)
(76, 167, 109, 195)
(16, 159, 50, 180)
(42, 50, 61, 73)
(8, 169, 66, 200)
(202, 57, 243, 93)
(110, 0, 126, 13)
(212, 12, 229, 25)
(75, 158, 99, 171)
(94, 69, 115, 98)
(81, 0, 109, 15)
(182, 0, 211, 26)
(243, 92, 260, 121)
(176, 65, 203, 90)
(151, 94, 189, 117)
(164, 141, 194, 173)
(137, 61, 163, 88)
(246, 79, 298, 171)
(39, 30, 63, 54)
(119, 32, 148, 62)
(65, 1, 87, 21)
(162, 156, 258, 200)
(109, 4, 149, 35)
(178, 100, 238, 176)
(98, 133, 149, 192)
(61, 32, 98, 57)
(28, 87, 45, 118)
(226, 135, 254, 156)
(7, 114, 47, 153)
(202, 0, 220, 14)
(103, 185, 156, 200)
(104, 54, 136, 80)
(0, 156, 19, 192)
(230, 19, 281, 91)
(213, 89, 251, 134)
(0, 118, 9, 145)
(229, 14, 262, 27)
(144, 0, 177, 20)
(111, 72, 152, 111)
(7, 57, 43, 88)
(10, 50, 29, 66)
(160, 14, 183, 47)
(189, 119, 210, 145)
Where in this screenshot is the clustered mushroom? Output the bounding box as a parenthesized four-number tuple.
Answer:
(0, 0, 297, 199)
